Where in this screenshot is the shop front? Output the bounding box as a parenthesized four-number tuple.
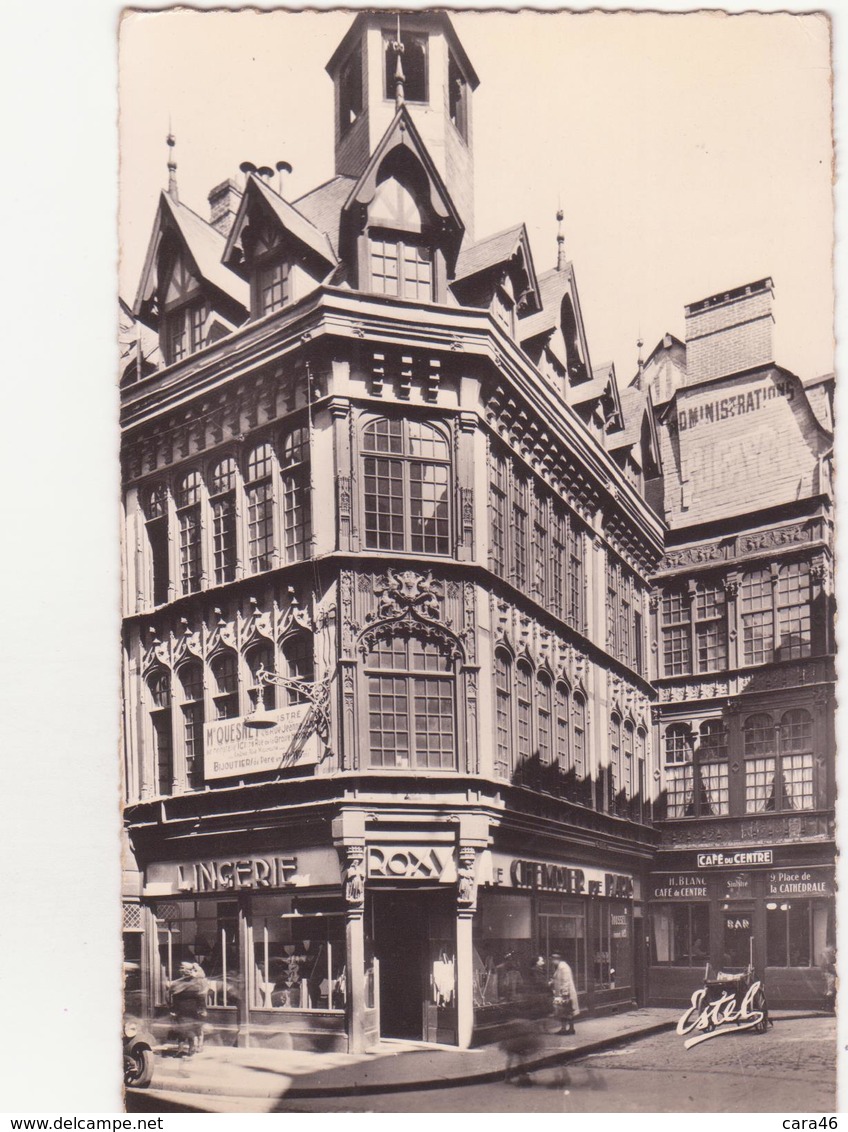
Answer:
(140, 847, 349, 1051)
(470, 852, 639, 1043)
(647, 850, 835, 1010)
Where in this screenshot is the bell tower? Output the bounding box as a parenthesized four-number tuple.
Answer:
(326, 12, 479, 238)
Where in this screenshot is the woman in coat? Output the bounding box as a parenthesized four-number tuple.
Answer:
(549, 952, 580, 1035)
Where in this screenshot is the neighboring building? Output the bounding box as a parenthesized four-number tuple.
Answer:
(636, 279, 835, 1009)
(119, 15, 834, 1053)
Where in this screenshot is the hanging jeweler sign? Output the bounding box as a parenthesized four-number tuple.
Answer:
(203, 705, 320, 780)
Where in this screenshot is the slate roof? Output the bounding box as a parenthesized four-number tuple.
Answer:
(608, 385, 649, 450)
(518, 266, 572, 342)
(454, 224, 526, 283)
(292, 175, 355, 261)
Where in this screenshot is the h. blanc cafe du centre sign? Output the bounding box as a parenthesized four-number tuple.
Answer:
(203, 704, 319, 780)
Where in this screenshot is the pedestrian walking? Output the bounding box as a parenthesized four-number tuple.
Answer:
(549, 952, 579, 1035)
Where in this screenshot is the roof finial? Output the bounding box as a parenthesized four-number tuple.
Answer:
(556, 208, 565, 272)
(166, 127, 178, 203)
(637, 335, 644, 381)
(391, 13, 405, 110)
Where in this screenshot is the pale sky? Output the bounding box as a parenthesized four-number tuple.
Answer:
(120, 8, 834, 383)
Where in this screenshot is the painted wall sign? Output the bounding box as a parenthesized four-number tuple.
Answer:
(677, 380, 793, 432)
(145, 848, 341, 895)
(485, 854, 634, 899)
(651, 873, 708, 899)
(203, 704, 319, 780)
(696, 850, 773, 868)
(767, 869, 833, 898)
(366, 845, 455, 882)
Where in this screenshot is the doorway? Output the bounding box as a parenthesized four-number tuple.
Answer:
(369, 889, 456, 1043)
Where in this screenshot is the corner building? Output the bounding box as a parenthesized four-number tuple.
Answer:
(120, 16, 832, 1052)
(635, 281, 835, 1009)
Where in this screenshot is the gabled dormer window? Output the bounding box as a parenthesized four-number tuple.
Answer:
(160, 254, 208, 365)
(370, 232, 432, 301)
(257, 260, 290, 316)
(383, 32, 428, 103)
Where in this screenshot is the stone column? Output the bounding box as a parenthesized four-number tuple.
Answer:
(455, 845, 478, 1049)
(341, 844, 367, 1052)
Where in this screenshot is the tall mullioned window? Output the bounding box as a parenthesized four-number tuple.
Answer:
(210, 457, 238, 585)
(211, 652, 239, 720)
(607, 555, 641, 671)
(179, 662, 204, 789)
(694, 581, 727, 671)
(741, 570, 773, 666)
(744, 709, 815, 813)
(366, 635, 455, 770)
(176, 470, 202, 595)
(148, 670, 173, 796)
(280, 426, 311, 563)
(362, 418, 450, 554)
(245, 442, 275, 573)
(143, 483, 170, 607)
(494, 650, 513, 779)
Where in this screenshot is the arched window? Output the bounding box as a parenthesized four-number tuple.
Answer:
(209, 457, 237, 585)
(555, 682, 570, 770)
(698, 720, 728, 816)
(635, 728, 647, 819)
(366, 634, 455, 770)
(623, 721, 635, 802)
(537, 672, 553, 766)
(609, 714, 622, 810)
(494, 650, 512, 779)
(741, 569, 774, 665)
(148, 670, 172, 796)
(211, 651, 239, 720)
(178, 662, 204, 789)
(175, 470, 202, 595)
(282, 634, 314, 705)
(744, 713, 775, 813)
(780, 709, 814, 810)
(572, 694, 586, 778)
(664, 724, 693, 818)
(777, 563, 811, 660)
(280, 427, 311, 563)
(515, 661, 533, 765)
(246, 641, 276, 711)
(244, 443, 276, 573)
(383, 32, 428, 103)
(143, 483, 170, 606)
(362, 419, 450, 554)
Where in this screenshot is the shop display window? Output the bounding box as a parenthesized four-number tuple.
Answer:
(592, 901, 633, 989)
(650, 904, 710, 966)
(538, 905, 586, 993)
(154, 900, 239, 1008)
(766, 900, 831, 968)
(250, 894, 345, 1011)
(473, 893, 535, 1009)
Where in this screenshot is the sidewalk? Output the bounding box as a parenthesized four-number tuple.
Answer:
(128, 1007, 821, 1112)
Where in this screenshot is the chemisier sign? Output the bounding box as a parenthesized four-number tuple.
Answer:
(767, 868, 833, 898)
(204, 704, 318, 780)
(494, 856, 633, 899)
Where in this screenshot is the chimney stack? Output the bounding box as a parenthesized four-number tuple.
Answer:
(684, 278, 774, 384)
(208, 178, 243, 237)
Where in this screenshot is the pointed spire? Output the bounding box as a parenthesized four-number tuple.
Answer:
(556, 208, 565, 271)
(637, 336, 645, 384)
(166, 128, 178, 202)
(391, 12, 406, 109)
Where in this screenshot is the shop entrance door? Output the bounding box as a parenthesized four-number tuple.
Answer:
(370, 890, 456, 1044)
(721, 906, 754, 970)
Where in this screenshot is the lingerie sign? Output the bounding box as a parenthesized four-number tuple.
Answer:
(676, 982, 767, 1048)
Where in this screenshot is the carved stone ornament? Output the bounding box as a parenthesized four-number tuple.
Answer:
(342, 847, 365, 906)
(457, 847, 477, 907)
(357, 569, 464, 661)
